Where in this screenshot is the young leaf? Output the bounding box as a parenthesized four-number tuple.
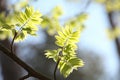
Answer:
(40, 6, 63, 35)
(45, 24, 84, 78)
(55, 25, 81, 47)
(14, 6, 43, 41)
(45, 49, 61, 62)
(0, 13, 15, 40)
(59, 57, 84, 78)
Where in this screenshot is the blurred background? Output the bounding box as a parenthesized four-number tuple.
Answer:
(0, 0, 120, 80)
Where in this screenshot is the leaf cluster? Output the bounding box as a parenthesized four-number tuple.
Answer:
(0, 12, 15, 40)
(66, 13, 87, 31)
(40, 6, 63, 35)
(14, 6, 42, 41)
(0, 2, 85, 79)
(45, 25, 84, 78)
(95, 0, 120, 12)
(0, 6, 42, 41)
(107, 27, 120, 39)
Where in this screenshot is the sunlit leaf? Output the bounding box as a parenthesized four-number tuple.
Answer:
(59, 57, 84, 77)
(45, 49, 62, 62)
(45, 24, 84, 78)
(14, 6, 43, 41)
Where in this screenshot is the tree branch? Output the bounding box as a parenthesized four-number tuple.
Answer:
(0, 43, 51, 80)
(19, 74, 30, 80)
(108, 12, 120, 58)
(54, 58, 60, 80)
(10, 31, 17, 53)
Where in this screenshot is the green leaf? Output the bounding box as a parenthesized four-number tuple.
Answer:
(59, 57, 84, 78)
(45, 24, 84, 78)
(14, 6, 43, 41)
(63, 44, 77, 56)
(16, 6, 42, 26)
(55, 25, 81, 47)
(15, 31, 27, 42)
(0, 30, 10, 40)
(77, 13, 88, 22)
(52, 6, 63, 19)
(45, 49, 61, 62)
(40, 6, 63, 35)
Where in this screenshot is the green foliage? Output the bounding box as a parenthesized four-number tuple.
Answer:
(40, 6, 63, 35)
(40, 6, 87, 36)
(55, 25, 80, 47)
(45, 25, 84, 78)
(45, 49, 62, 62)
(52, 6, 63, 19)
(58, 57, 84, 78)
(107, 27, 120, 39)
(13, 1, 28, 11)
(0, 13, 15, 40)
(14, 6, 42, 41)
(95, 0, 120, 12)
(0, 6, 42, 41)
(66, 13, 87, 29)
(0, 2, 85, 78)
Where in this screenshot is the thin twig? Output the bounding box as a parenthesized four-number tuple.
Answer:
(54, 58, 61, 80)
(0, 43, 51, 80)
(10, 12, 32, 53)
(108, 12, 120, 57)
(79, 0, 91, 15)
(60, 0, 91, 21)
(19, 74, 30, 80)
(10, 31, 17, 53)
(108, 10, 120, 80)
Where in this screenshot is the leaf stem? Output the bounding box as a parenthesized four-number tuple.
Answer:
(10, 31, 17, 53)
(10, 13, 31, 51)
(54, 58, 61, 80)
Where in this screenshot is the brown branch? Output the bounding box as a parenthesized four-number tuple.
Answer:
(19, 74, 30, 80)
(10, 31, 17, 53)
(54, 58, 61, 80)
(108, 11, 120, 80)
(108, 12, 120, 58)
(0, 43, 51, 80)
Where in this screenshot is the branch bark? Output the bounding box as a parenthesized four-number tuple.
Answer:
(54, 58, 60, 80)
(108, 12, 120, 58)
(0, 43, 51, 80)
